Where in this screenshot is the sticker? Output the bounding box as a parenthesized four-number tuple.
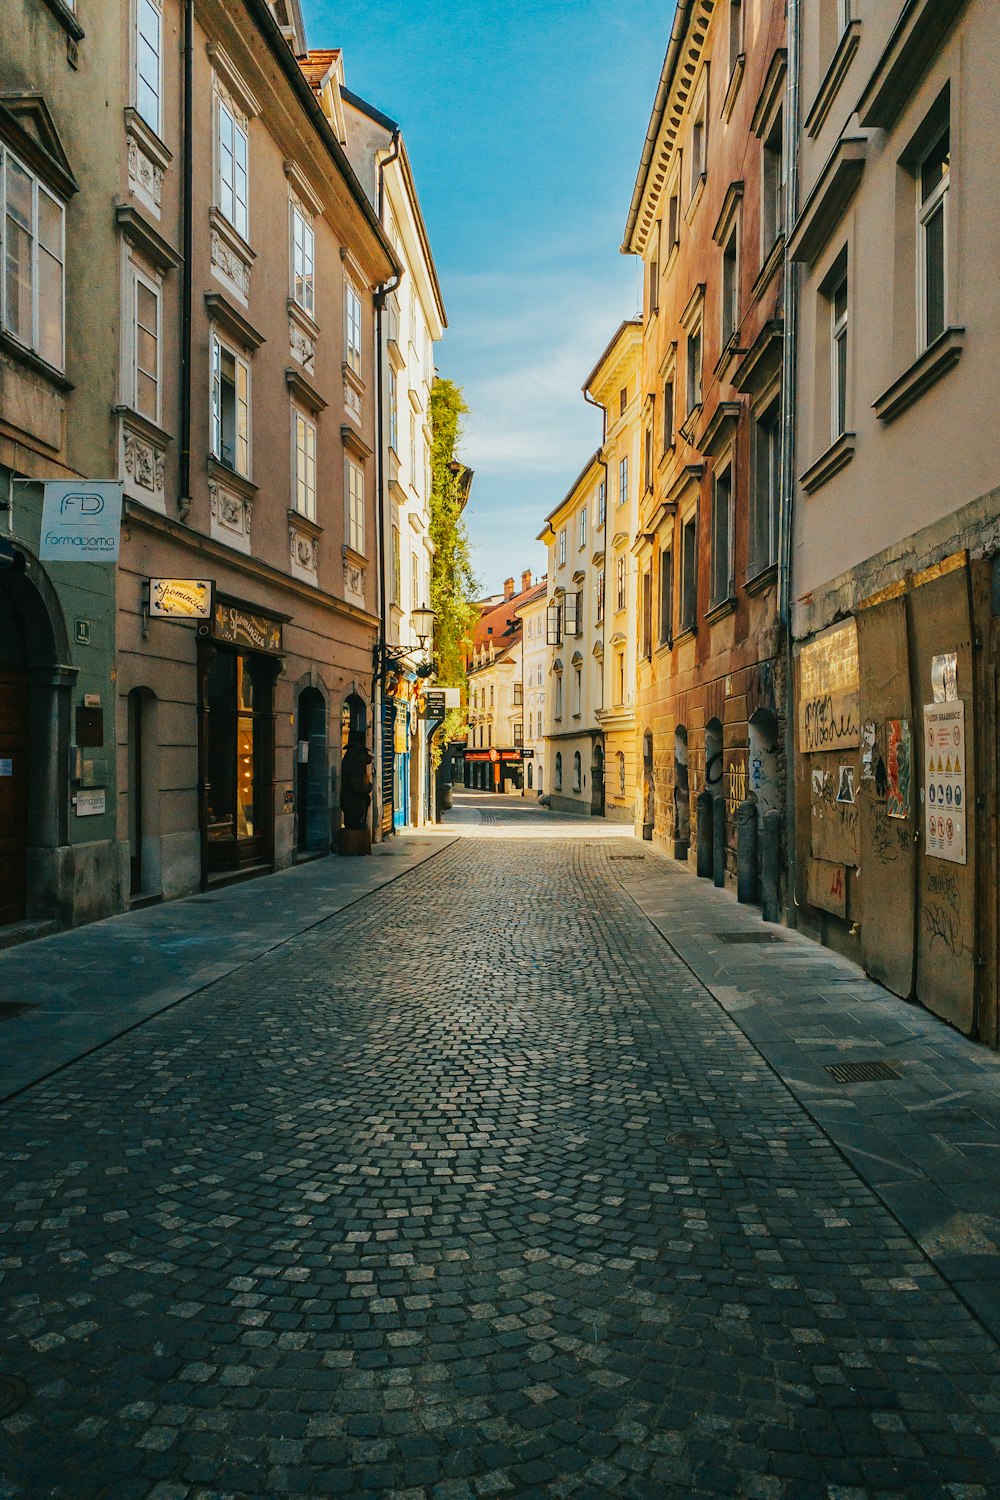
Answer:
(836, 765, 855, 806)
(931, 653, 958, 704)
(811, 769, 825, 797)
(885, 719, 911, 820)
(0, 758, 12, 777)
(75, 789, 106, 817)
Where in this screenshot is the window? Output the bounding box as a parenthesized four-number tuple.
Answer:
(211, 334, 250, 475)
(659, 547, 673, 645)
(409, 411, 417, 479)
(555, 752, 563, 791)
(1, 150, 65, 369)
(615, 650, 625, 706)
(750, 402, 780, 575)
(596, 568, 605, 622)
(347, 459, 365, 553)
(710, 464, 734, 606)
(667, 171, 681, 256)
(722, 225, 739, 346)
(680, 511, 698, 632)
(729, 0, 744, 77)
(918, 128, 949, 350)
(345, 282, 362, 375)
(616, 555, 626, 612)
(290, 202, 314, 316)
(546, 602, 562, 645)
(686, 321, 703, 413)
(412, 552, 420, 608)
(391, 524, 401, 604)
(762, 108, 785, 254)
(137, 0, 162, 136)
(564, 591, 580, 636)
(619, 455, 628, 507)
(292, 408, 317, 520)
(597, 479, 606, 528)
(558, 528, 567, 567)
(218, 96, 249, 239)
(537, 710, 543, 739)
(839, 0, 852, 33)
(514, 722, 523, 747)
(644, 424, 653, 493)
(388, 365, 398, 453)
(554, 675, 563, 721)
(648, 222, 660, 315)
(831, 270, 848, 439)
(663, 376, 675, 451)
(578, 506, 588, 549)
(690, 80, 707, 198)
(620, 385, 628, 417)
(572, 751, 582, 792)
(131, 269, 160, 421)
(514, 682, 523, 706)
(641, 568, 652, 659)
(573, 668, 581, 718)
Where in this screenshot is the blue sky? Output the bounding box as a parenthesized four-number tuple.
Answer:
(301, 1, 669, 596)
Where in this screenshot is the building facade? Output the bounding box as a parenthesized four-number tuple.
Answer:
(788, 0, 1000, 1045)
(463, 572, 538, 792)
(623, 0, 788, 892)
(515, 586, 548, 797)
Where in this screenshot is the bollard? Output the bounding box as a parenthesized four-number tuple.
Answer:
(736, 798, 759, 904)
(762, 809, 782, 923)
(696, 790, 713, 878)
(713, 794, 726, 888)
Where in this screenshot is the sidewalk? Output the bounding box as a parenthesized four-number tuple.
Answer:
(0, 831, 455, 1102)
(614, 850, 1000, 1344)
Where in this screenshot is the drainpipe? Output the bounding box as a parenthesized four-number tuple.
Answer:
(778, 0, 801, 919)
(370, 129, 402, 841)
(177, 0, 194, 521)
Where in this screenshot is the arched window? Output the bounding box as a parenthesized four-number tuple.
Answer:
(555, 752, 562, 791)
(572, 751, 582, 792)
(617, 751, 626, 798)
(527, 763, 533, 790)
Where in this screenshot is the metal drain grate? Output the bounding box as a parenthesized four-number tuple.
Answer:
(0, 1375, 29, 1419)
(186, 896, 220, 904)
(825, 1060, 901, 1083)
(667, 1129, 726, 1152)
(714, 931, 782, 944)
(609, 856, 645, 861)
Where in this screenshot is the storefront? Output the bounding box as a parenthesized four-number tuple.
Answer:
(199, 598, 284, 878)
(465, 747, 523, 792)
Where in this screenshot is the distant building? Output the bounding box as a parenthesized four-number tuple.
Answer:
(514, 583, 550, 797)
(464, 572, 539, 792)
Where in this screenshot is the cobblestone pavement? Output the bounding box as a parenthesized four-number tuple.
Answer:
(2, 826, 1000, 1499)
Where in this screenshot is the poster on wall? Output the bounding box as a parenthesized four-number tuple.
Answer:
(885, 719, 912, 819)
(797, 619, 861, 753)
(923, 701, 966, 864)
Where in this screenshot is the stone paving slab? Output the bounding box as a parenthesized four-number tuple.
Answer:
(0, 833, 455, 1103)
(615, 851, 1000, 1346)
(1, 830, 999, 1497)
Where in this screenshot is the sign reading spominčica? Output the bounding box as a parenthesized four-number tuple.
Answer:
(39, 482, 123, 562)
(149, 579, 213, 619)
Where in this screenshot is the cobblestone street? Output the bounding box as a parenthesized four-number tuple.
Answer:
(2, 803, 999, 1499)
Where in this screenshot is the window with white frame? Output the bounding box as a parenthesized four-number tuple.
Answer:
(710, 462, 734, 607)
(411, 551, 420, 609)
(558, 528, 567, 567)
(537, 710, 543, 739)
(686, 318, 703, 413)
(918, 127, 949, 350)
(136, 0, 163, 136)
(388, 365, 398, 453)
(211, 333, 250, 475)
(838, 0, 852, 33)
(345, 281, 362, 375)
(644, 423, 653, 493)
(597, 479, 606, 528)
(619, 454, 628, 507)
(409, 411, 417, 479)
(131, 268, 160, 421)
(578, 506, 587, 549)
(1, 148, 65, 369)
(616, 554, 626, 612)
(831, 269, 848, 439)
(292, 407, 316, 520)
(290, 201, 314, 316)
(347, 458, 365, 554)
(554, 674, 563, 720)
(217, 95, 249, 239)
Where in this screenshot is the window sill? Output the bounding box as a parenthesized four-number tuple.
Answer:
(679, 404, 702, 444)
(0, 329, 73, 392)
(744, 561, 778, 597)
(342, 543, 368, 568)
(287, 508, 322, 539)
(804, 20, 861, 138)
(204, 291, 265, 352)
(686, 172, 707, 223)
(286, 365, 328, 414)
(705, 595, 736, 625)
(288, 297, 319, 342)
(343, 360, 366, 398)
(208, 206, 255, 267)
(873, 327, 965, 424)
(40, 0, 84, 41)
(113, 404, 173, 449)
(751, 235, 784, 303)
(208, 456, 256, 499)
(124, 107, 171, 172)
(654, 638, 674, 657)
(800, 430, 856, 493)
(675, 625, 697, 645)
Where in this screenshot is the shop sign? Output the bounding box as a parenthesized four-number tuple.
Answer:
(798, 620, 860, 753)
(39, 482, 123, 563)
(213, 601, 282, 653)
(149, 579, 213, 619)
(489, 747, 499, 762)
(419, 690, 447, 721)
(75, 788, 106, 817)
(923, 701, 966, 864)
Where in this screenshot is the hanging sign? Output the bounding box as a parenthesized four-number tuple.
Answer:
(923, 701, 966, 864)
(213, 601, 282, 653)
(149, 579, 213, 619)
(420, 690, 447, 721)
(39, 482, 123, 562)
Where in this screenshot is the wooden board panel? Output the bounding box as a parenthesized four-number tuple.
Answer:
(856, 596, 916, 998)
(807, 858, 848, 918)
(907, 567, 976, 1033)
(798, 619, 861, 753)
(809, 751, 860, 865)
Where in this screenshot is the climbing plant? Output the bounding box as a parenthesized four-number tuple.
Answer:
(429, 377, 478, 756)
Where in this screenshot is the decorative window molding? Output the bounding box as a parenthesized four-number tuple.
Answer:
(283, 158, 323, 216)
(209, 206, 254, 304)
(804, 19, 861, 137)
(787, 137, 866, 265)
(207, 42, 260, 120)
(116, 204, 180, 273)
(872, 325, 964, 424)
(285, 365, 327, 414)
(799, 430, 856, 493)
(204, 290, 264, 353)
(857, 0, 963, 130)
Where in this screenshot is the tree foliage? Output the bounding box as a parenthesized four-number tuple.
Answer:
(429, 377, 478, 750)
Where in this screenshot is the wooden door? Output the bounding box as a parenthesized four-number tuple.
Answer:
(0, 671, 28, 925)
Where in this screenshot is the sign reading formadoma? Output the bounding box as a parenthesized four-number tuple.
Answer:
(149, 579, 213, 619)
(39, 482, 123, 562)
(797, 619, 860, 753)
(924, 700, 967, 865)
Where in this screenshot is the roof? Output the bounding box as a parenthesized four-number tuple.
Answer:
(621, 0, 696, 255)
(541, 449, 603, 531)
(511, 581, 549, 617)
(582, 319, 642, 400)
(298, 49, 342, 90)
(469, 577, 544, 654)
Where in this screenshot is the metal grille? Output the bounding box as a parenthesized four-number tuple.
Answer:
(609, 856, 645, 861)
(714, 931, 782, 944)
(825, 1060, 901, 1083)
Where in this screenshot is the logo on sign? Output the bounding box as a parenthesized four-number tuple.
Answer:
(39, 482, 123, 562)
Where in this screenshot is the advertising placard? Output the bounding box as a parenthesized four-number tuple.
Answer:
(797, 620, 860, 753)
(923, 701, 966, 864)
(149, 579, 213, 619)
(39, 482, 123, 562)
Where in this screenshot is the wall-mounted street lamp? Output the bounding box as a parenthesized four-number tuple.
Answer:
(375, 605, 437, 681)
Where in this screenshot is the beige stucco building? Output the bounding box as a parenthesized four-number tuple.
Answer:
(788, 0, 1000, 1045)
(514, 585, 548, 797)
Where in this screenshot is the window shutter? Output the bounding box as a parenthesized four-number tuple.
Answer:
(546, 603, 562, 645)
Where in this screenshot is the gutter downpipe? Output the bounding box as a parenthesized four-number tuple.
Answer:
(178, 0, 194, 520)
(778, 0, 801, 921)
(371, 129, 402, 843)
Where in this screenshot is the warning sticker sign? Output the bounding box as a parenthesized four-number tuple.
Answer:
(923, 700, 966, 865)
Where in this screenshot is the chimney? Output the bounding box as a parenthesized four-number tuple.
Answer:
(521, 569, 532, 593)
(503, 577, 515, 601)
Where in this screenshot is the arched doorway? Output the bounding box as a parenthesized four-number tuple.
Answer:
(642, 730, 654, 839)
(748, 707, 781, 825)
(296, 686, 329, 854)
(673, 725, 690, 859)
(591, 741, 605, 816)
